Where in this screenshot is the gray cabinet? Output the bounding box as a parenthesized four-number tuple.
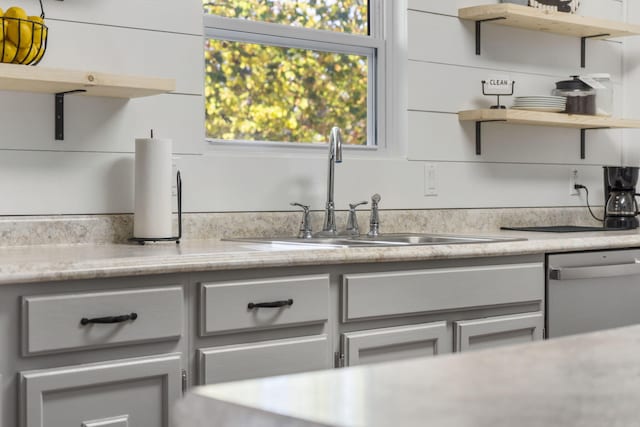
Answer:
(1, 254, 546, 425)
(341, 322, 449, 366)
(19, 353, 182, 427)
(339, 259, 545, 365)
(196, 273, 332, 385)
(454, 312, 544, 352)
(198, 335, 331, 384)
(0, 276, 187, 427)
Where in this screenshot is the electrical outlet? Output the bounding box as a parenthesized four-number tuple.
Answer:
(424, 163, 437, 197)
(569, 169, 579, 196)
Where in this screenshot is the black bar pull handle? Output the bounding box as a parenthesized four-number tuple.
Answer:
(247, 299, 293, 309)
(80, 312, 138, 325)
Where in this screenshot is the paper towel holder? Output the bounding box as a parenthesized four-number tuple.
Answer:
(129, 171, 182, 245)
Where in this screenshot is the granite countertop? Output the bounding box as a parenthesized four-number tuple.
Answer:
(175, 324, 640, 427)
(2, 229, 640, 285)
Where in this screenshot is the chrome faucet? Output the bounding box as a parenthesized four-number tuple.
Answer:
(317, 127, 343, 236)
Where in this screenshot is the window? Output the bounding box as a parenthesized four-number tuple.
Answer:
(203, 1, 385, 147)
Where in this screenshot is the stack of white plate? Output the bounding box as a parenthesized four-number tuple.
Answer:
(511, 96, 566, 113)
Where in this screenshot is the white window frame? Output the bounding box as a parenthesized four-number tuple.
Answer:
(203, 1, 388, 151)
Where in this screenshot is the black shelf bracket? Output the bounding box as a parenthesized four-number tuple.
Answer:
(474, 21, 608, 67)
(475, 120, 506, 155)
(475, 123, 610, 159)
(475, 17, 506, 55)
(580, 127, 609, 159)
(55, 89, 87, 140)
(581, 33, 609, 68)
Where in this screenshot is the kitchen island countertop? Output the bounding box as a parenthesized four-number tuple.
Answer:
(176, 323, 640, 427)
(2, 228, 640, 285)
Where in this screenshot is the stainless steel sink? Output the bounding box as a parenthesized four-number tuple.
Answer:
(226, 233, 525, 248)
(352, 234, 518, 245)
(241, 237, 383, 247)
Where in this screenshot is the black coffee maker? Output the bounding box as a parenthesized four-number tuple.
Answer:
(604, 166, 640, 229)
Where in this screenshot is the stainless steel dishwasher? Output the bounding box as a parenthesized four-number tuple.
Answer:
(547, 249, 640, 338)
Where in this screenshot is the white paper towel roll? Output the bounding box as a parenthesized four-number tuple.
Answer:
(134, 137, 173, 238)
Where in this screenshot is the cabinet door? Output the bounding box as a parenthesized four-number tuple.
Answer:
(341, 322, 449, 367)
(454, 312, 544, 353)
(20, 353, 182, 427)
(198, 335, 330, 384)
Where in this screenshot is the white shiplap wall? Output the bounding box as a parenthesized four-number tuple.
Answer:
(0, 0, 203, 215)
(624, 1, 640, 164)
(0, 0, 633, 215)
(407, 0, 627, 210)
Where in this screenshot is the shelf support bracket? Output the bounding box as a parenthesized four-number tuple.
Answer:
(55, 89, 87, 141)
(580, 127, 609, 160)
(475, 17, 506, 55)
(581, 34, 609, 68)
(475, 120, 506, 155)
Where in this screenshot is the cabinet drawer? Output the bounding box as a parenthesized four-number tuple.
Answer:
(22, 286, 184, 356)
(342, 263, 543, 321)
(200, 275, 329, 335)
(20, 353, 181, 427)
(198, 335, 330, 384)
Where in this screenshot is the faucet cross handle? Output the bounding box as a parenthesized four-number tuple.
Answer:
(346, 201, 368, 236)
(368, 193, 381, 237)
(291, 202, 313, 239)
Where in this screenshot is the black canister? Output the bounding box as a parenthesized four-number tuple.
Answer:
(553, 76, 596, 115)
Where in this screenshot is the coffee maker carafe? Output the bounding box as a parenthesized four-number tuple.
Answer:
(604, 166, 640, 229)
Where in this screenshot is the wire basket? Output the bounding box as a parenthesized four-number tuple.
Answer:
(0, 0, 48, 65)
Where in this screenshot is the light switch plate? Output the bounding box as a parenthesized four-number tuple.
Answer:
(424, 163, 438, 197)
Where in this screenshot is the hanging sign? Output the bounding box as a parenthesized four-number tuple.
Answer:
(483, 75, 514, 95)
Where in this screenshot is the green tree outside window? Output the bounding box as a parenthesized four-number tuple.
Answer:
(204, 1, 370, 145)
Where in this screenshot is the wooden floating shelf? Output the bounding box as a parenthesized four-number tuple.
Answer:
(0, 62, 175, 98)
(458, 4, 640, 39)
(0, 63, 176, 140)
(459, 109, 640, 129)
(459, 4, 640, 66)
(458, 109, 640, 159)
